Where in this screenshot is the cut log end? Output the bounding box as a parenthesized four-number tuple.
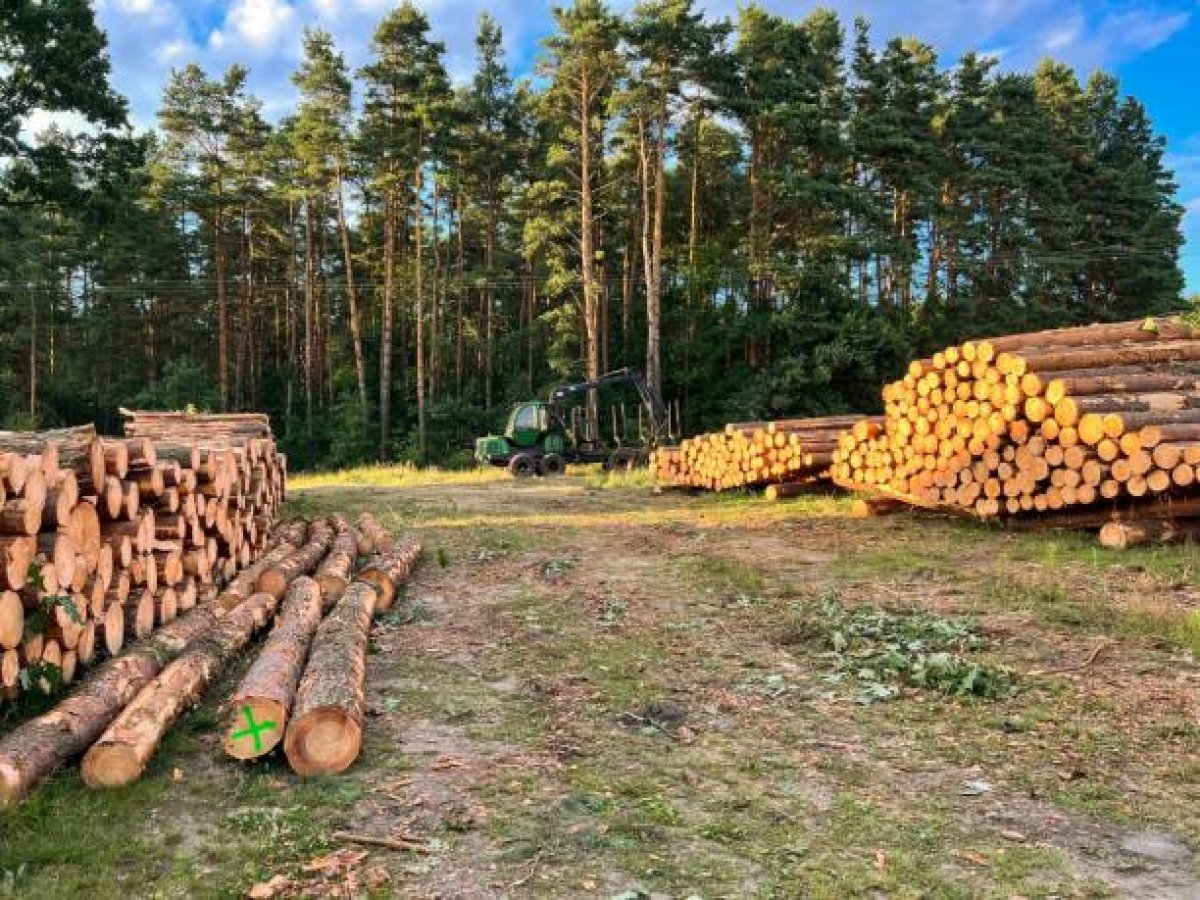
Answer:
(224, 698, 287, 760)
(0, 761, 26, 807)
(283, 708, 362, 776)
(80, 744, 142, 789)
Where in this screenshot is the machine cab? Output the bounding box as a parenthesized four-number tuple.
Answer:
(505, 402, 551, 447)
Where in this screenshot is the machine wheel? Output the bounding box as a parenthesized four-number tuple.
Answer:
(508, 454, 536, 478)
(541, 453, 566, 476)
(608, 449, 636, 472)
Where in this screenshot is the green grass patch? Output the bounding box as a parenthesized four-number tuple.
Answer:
(290, 462, 507, 490)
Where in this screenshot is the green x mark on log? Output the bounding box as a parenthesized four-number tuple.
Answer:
(231, 705, 277, 752)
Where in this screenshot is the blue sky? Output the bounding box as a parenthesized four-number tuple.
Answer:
(88, 0, 1200, 293)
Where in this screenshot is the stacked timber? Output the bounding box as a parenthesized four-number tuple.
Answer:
(0, 518, 325, 801)
(651, 415, 876, 491)
(0, 415, 286, 706)
(831, 316, 1200, 541)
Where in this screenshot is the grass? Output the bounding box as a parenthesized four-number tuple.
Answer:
(2, 472, 1197, 898)
(290, 461, 508, 490)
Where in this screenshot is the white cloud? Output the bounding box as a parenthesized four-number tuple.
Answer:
(1043, 16, 1084, 51)
(116, 0, 158, 13)
(156, 38, 196, 63)
(222, 0, 296, 49)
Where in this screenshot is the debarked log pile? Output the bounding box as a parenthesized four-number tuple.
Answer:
(831, 316, 1200, 543)
(650, 415, 878, 492)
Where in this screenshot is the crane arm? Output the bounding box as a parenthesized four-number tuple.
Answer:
(548, 368, 669, 446)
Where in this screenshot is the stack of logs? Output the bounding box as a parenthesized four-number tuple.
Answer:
(0, 416, 286, 704)
(0, 513, 421, 804)
(831, 316, 1200, 544)
(651, 415, 875, 492)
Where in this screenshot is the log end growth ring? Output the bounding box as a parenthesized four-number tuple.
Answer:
(284, 708, 362, 776)
(80, 744, 141, 789)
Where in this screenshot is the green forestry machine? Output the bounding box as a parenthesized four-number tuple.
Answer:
(474, 368, 676, 477)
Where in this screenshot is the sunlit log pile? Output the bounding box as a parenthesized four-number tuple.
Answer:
(831, 316, 1200, 546)
(651, 415, 878, 491)
(0, 413, 286, 705)
(0, 512, 423, 802)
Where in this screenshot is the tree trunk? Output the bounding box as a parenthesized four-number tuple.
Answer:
(82, 592, 278, 788)
(304, 193, 317, 469)
(380, 190, 397, 460)
(485, 178, 497, 411)
(0, 605, 225, 805)
(430, 170, 441, 406)
(355, 535, 422, 612)
(214, 194, 229, 411)
(336, 164, 369, 426)
(314, 514, 357, 603)
(224, 577, 323, 760)
(579, 71, 600, 427)
(414, 154, 428, 462)
(283, 580, 375, 776)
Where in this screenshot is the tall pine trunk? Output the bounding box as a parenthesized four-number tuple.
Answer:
(579, 71, 600, 433)
(303, 194, 317, 468)
(380, 190, 396, 461)
(414, 153, 427, 462)
(484, 175, 497, 411)
(336, 162, 368, 424)
(214, 195, 229, 410)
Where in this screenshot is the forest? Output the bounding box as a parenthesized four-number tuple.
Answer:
(0, 0, 1189, 469)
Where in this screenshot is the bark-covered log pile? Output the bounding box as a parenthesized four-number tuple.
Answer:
(10, 507, 427, 785)
(650, 415, 876, 492)
(831, 316, 1200, 544)
(0, 415, 286, 706)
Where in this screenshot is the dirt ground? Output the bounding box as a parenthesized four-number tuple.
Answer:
(2, 474, 1198, 898)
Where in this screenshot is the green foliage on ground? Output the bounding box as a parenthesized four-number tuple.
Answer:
(788, 590, 1015, 704)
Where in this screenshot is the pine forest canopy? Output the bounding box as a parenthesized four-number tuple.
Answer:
(0, 0, 1187, 469)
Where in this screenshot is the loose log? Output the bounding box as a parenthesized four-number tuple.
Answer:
(0, 605, 227, 805)
(356, 513, 393, 555)
(314, 516, 357, 603)
(283, 581, 377, 776)
(224, 577, 323, 760)
(81, 593, 278, 788)
(214, 542, 298, 613)
(1098, 519, 1200, 550)
(354, 537, 422, 612)
(255, 521, 334, 599)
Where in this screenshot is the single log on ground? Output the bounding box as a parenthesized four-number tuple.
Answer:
(255, 520, 334, 599)
(850, 497, 907, 518)
(1098, 518, 1200, 550)
(314, 516, 357, 604)
(81, 592, 278, 788)
(356, 512, 393, 555)
(224, 577, 323, 760)
(0, 606, 225, 805)
(215, 542, 298, 613)
(763, 481, 815, 501)
(283, 581, 377, 776)
(354, 537, 422, 612)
